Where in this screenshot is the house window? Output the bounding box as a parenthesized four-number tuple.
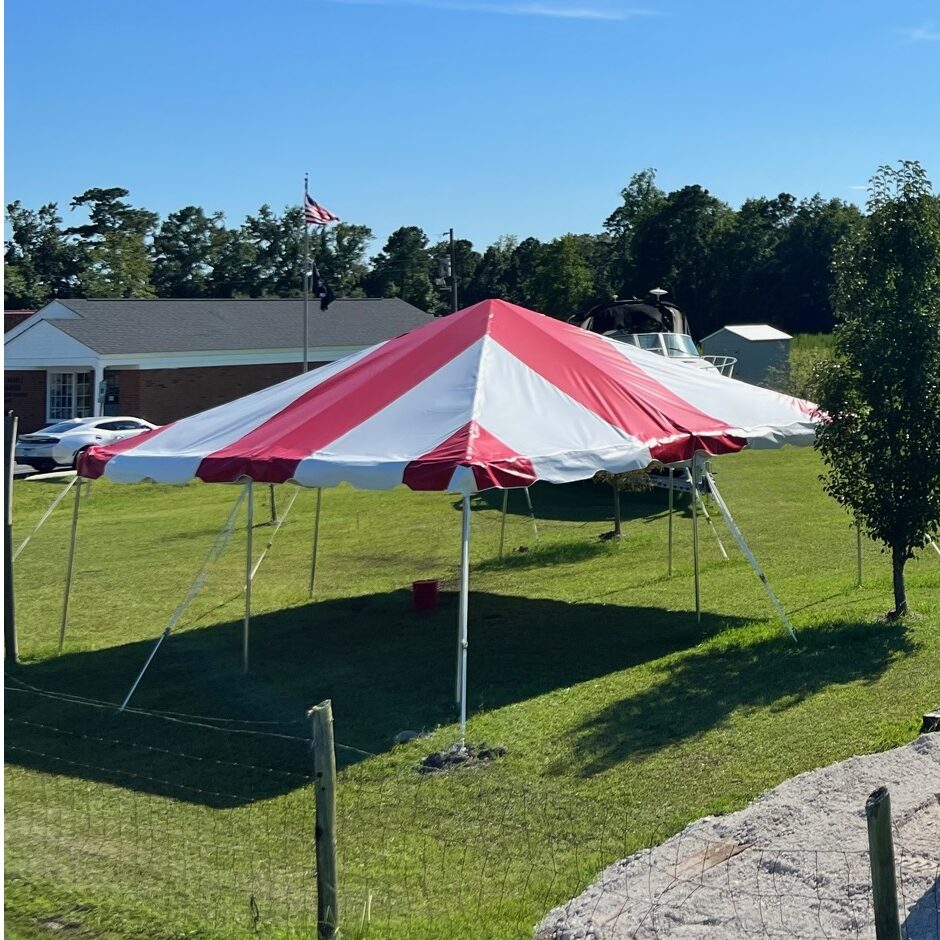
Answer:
(47, 371, 93, 420)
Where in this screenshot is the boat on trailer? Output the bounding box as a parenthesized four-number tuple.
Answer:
(568, 290, 736, 376)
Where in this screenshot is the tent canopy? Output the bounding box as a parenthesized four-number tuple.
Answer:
(81, 299, 818, 491)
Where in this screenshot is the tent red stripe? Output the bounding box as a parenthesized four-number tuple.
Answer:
(402, 421, 537, 491)
(487, 304, 743, 454)
(196, 304, 493, 483)
(79, 424, 172, 478)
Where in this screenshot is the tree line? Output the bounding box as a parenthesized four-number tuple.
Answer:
(0, 170, 893, 337)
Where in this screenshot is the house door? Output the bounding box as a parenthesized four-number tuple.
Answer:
(103, 371, 121, 416)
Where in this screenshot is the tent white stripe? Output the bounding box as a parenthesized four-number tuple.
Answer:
(101, 343, 386, 484)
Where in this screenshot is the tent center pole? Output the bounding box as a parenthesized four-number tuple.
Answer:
(244, 481, 254, 674)
(59, 476, 83, 652)
(458, 494, 471, 744)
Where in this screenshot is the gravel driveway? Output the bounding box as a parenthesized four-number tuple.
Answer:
(538, 735, 940, 939)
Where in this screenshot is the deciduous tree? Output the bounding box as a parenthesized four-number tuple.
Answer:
(815, 160, 940, 617)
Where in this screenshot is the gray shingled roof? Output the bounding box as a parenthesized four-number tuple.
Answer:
(45, 298, 432, 354)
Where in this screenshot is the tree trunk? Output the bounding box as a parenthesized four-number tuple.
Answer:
(891, 547, 908, 618)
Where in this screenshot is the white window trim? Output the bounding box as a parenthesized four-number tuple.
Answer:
(46, 370, 93, 422)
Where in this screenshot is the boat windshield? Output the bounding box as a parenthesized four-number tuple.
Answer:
(662, 334, 699, 357)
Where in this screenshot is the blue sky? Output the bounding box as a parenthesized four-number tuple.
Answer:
(4, 0, 939, 252)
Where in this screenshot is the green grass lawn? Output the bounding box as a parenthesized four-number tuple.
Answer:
(5, 447, 939, 938)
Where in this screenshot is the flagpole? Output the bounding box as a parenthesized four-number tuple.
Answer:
(303, 173, 310, 374)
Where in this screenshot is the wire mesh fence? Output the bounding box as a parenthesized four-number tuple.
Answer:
(5, 685, 939, 939)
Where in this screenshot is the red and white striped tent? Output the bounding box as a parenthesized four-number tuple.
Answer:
(78, 299, 819, 736)
(82, 299, 815, 488)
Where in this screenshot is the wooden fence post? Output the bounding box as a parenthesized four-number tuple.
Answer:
(4, 411, 18, 662)
(310, 699, 339, 939)
(866, 786, 901, 940)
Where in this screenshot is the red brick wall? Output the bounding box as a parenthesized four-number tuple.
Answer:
(4, 371, 47, 432)
(120, 362, 325, 425)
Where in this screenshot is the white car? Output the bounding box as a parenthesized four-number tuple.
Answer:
(15, 416, 158, 473)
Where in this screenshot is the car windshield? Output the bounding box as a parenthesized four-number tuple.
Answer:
(662, 334, 699, 357)
(37, 420, 85, 434)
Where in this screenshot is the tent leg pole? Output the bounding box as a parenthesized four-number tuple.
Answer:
(689, 464, 700, 624)
(244, 482, 253, 674)
(269, 483, 278, 525)
(926, 533, 940, 558)
(498, 489, 508, 562)
(458, 494, 471, 745)
(667, 468, 674, 577)
(705, 470, 797, 641)
(856, 522, 863, 586)
(523, 487, 539, 543)
(308, 487, 322, 598)
(59, 477, 83, 652)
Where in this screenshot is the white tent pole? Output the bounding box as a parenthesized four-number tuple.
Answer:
(243, 481, 253, 674)
(308, 487, 323, 598)
(704, 469, 797, 642)
(667, 467, 674, 576)
(523, 486, 539, 543)
(458, 494, 471, 745)
(498, 488, 508, 562)
(926, 533, 940, 558)
(58, 477, 83, 652)
(689, 462, 701, 624)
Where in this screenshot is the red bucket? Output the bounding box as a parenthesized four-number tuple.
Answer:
(412, 579, 439, 612)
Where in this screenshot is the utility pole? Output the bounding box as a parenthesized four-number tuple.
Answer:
(449, 227, 458, 313)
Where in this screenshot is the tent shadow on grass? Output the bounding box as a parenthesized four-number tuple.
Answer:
(470, 479, 680, 525)
(6, 590, 739, 807)
(557, 620, 914, 778)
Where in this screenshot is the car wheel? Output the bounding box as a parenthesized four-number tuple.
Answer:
(72, 446, 90, 470)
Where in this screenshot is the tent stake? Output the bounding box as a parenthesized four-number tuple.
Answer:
(458, 494, 471, 744)
(59, 477, 83, 652)
(308, 488, 322, 598)
(244, 482, 253, 674)
(667, 467, 674, 577)
(704, 470, 797, 641)
(498, 489, 508, 562)
(690, 461, 701, 624)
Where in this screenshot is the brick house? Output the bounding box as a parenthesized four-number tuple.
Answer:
(5, 310, 37, 333)
(4, 298, 431, 431)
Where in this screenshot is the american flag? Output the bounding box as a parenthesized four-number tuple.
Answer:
(304, 194, 340, 225)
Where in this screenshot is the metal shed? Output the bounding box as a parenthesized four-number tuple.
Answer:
(700, 324, 792, 385)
